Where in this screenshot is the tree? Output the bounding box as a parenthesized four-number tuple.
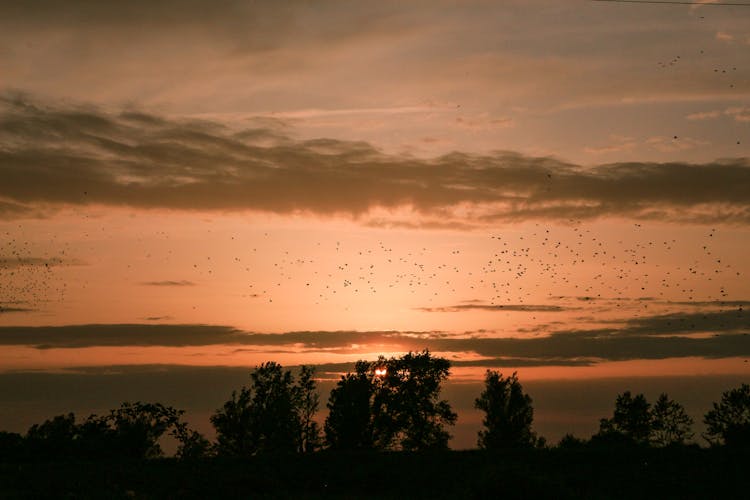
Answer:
(383, 350, 457, 451)
(23, 403, 203, 460)
(556, 433, 586, 449)
(651, 393, 693, 447)
(703, 383, 750, 448)
(597, 391, 652, 445)
(295, 365, 322, 453)
(474, 371, 537, 449)
(324, 350, 457, 451)
(324, 362, 374, 450)
(104, 402, 184, 459)
(211, 362, 320, 456)
(172, 421, 213, 460)
(25, 413, 79, 458)
(0, 431, 24, 460)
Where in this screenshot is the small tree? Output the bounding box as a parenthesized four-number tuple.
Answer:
(474, 371, 537, 449)
(211, 362, 320, 456)
(703, 383, 750, 448)
(295, 365, 322, 453)
(597, 391, 652, 445)
(651, 393, 693, 447)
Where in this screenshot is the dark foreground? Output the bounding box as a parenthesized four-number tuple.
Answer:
(2, 447, 748, 499)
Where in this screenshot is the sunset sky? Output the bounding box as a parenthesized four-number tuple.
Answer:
(1, 0, 748, 448)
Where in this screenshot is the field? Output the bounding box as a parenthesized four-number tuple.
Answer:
(2, 447, 748, 499)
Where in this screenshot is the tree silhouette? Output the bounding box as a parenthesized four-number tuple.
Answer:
(703, 383, 750, 448)
(384, 350, 457, 451)
(25, 413, 78, 458)
(211, 362, 320, 456)
(104, 402, 184, 459)
(651, 393, 693, 447)
(295, 365, 322, 453)
(474, 371, 537, 449)
(325, 350, 456, 451)
(597, 391, 652, 445)
(22, 403, 204, 460)
(324, 361, 375, 450)
(0, 431, 24, 460)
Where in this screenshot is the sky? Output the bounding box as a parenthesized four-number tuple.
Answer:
(1, 0, 749, 448)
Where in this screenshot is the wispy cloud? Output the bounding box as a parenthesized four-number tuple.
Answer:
(2, 94, 750, 226)
(0, 309, 747, 362)
(417, 304, 568, 313)
(0, 257, 84, 269)
(0, 305, 35, 314)
(140, 280, 196, 287)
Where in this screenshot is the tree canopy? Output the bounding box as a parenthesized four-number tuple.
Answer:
(211, 362, 321, 456)
(595, 391, 693, 447)
(474, 371, 537, 449)
(325, 350, 457, 451)
(22, 402, 203, 460)
(703, 383, 750, 448)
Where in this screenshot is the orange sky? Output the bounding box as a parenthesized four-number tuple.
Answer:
(0, 0, 748, 444)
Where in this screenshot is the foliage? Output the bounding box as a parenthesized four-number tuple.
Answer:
(474, 371, 537, 449)
(296, 365, 322, 453)
(211, 362, 321, 456)
(703, 383, 750, 448)
(597, 391, 652, 445)
(325, 350, 457, 451)
(0, 431, 24, 460)
(651, 393, 694, 447)
(556, 433, 586, 449)
(21, 402, 207, 460)
(324, 362, 374, 450)
(596, 391, 693, 447)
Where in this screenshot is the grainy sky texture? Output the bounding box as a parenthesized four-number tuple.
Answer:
(1, 0, 748, 447)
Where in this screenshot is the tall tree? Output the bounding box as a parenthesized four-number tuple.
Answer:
(597, 391, 652, 445)
(703, 383, 750, 447)
(474, 371, 537, 449)
(295, 365, 322, 453)
(211, 362, 320, 456)
(384, 350, 457, 451)
(324, 361, 374, 450)
(651, 393, 693, 447)
(325, 351, 456, 451)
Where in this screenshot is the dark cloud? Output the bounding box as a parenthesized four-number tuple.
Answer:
(140, 280, 196, 287)
(0, 305, 35, 314)
(2, 94, 750, 224)
(417, 304, 568, 313)
(0, 257, 83, 269)
(0, 324, 244, 349)
(1, 309, 748, 362)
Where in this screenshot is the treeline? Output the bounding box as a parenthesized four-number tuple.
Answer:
(1, 350, 748, 461)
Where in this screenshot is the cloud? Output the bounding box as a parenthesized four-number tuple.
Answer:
(0, 305, 35, 314)
(0, 257, 83, 269)
(140, 280, 196, 287)
(725, 106, 750, 122)
(715, 31, 734, 43)
(2, 94, 750, 225)
(686, 110, 721, 121)
(0, 308, 748, 362)
(417, 304, 568, 313)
